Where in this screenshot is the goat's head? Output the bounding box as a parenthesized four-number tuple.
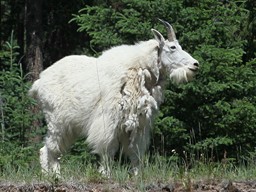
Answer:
(152, 19, 199, 84)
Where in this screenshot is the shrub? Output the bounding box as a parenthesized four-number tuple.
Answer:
(71, 0, 256, 162)
(0, 31, 41, 171)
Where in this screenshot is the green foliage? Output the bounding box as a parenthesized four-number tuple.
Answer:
(71, 0, 184, 55)
(0, 32, 35, 143)
(0, 142, 39, 174)
(72, 0, 256, 162)
(0, 32, 41, 171)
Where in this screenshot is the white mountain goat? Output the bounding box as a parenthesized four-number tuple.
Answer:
(29, 20, 199, 176)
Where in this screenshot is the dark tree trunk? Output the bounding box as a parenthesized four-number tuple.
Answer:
(16, 0, 25, 58)
(245, 0, 256, 62)
(25, 0, 43, 81)
(25, 0, 43, 142)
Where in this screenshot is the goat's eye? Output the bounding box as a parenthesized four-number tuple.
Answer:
(170, 46, 176, 50)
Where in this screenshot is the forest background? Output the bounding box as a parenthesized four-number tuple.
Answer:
(0, 0, 256, 174)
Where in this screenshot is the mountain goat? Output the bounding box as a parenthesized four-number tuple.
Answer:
(29, 20, 199, 176)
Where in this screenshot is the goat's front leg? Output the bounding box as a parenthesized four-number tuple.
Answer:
(121, 128, 151, 176)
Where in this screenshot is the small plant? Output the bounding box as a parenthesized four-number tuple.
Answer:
(0, 31, 42, 175)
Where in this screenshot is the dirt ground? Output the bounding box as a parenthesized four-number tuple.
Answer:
(1, 180, 256, 192)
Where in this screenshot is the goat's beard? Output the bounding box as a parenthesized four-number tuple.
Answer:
(170, 68, 195, 84)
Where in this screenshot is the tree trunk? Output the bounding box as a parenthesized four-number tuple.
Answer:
(245, 0, 256, 61)
(25, 0, 43, 81)
(25, 0, 43, 143)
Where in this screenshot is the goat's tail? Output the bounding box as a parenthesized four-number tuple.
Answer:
(28, 79, 40, 99)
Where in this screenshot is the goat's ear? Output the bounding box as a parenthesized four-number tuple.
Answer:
(151, 29, 165, 47)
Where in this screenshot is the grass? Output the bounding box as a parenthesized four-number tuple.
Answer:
(1, 141, 256, 192)
(1, 150, 256, 192)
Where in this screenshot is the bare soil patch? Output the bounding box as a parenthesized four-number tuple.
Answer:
(0, 180, 256, 192)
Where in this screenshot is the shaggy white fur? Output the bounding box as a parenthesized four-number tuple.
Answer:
(29, 28, 199, 176)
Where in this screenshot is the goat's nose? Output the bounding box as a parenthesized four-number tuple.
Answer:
(193, 62, 199, 67)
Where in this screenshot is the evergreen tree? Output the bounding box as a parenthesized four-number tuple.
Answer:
(72, 0, 256, 160)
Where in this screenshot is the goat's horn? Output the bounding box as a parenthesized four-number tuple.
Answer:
(158, 19, 176, 41)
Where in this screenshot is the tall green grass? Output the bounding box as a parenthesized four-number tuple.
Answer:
(1, 147, 255, 191)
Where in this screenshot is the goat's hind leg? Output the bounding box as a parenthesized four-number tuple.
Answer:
(40, 122, 66, 176)
(40, 144, 61, 175)
(121, 129, 150, 176)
